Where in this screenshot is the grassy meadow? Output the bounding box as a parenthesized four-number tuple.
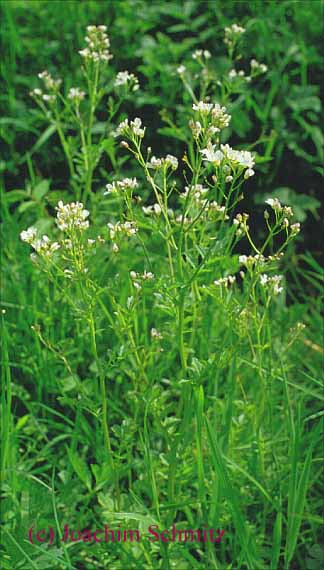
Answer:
(1, 1, 323, 569)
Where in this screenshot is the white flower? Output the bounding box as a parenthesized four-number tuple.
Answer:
(224, 23, 245, 48)
(30, 88, 43, 97)
(290, 223, 301, 235)
(177, 65, 186, 75)
(239, 255, 248, 264)
(260, 274, 284, 295)
(104, 177, 138, 194)
(114, 117, 145, 138)
(147, 154, 178, 171)
(265, 198, 282, 211)
(79, 25, 113, 63)
(193, 101, 214, 113)
(21, 228, 60, 258)
(38, 70, 62, 91)
(214, 275, 236, 287)
(192, 49, 211, 60)
(142, 270, 154, 280)
(68, 87, 85, 102)
(211, 103, 231, 129)
(107, 220, 138, 240)
(165, 154, 178, 170)
(251, 59, 268, 74)
(131, 117, 145, 137)
(114, 118, 129, 137)
(260, 274, 268, 286)
(200, 142, 223, 164)
(208, 201, 226, 214)
(189, 120, 202, 138)
(142, 203, 162, 216)
(244, 168, 255, 179)
(151, 328, 163, 339)
(42, 94, 56, 103)
(181, 184, 208, 201)
(114, 71, 139, 91)
(56, 201, 90, 232)
(220, 144, 255, 170)
(20, 227, 38, 244)
(283, 206, 293, 217)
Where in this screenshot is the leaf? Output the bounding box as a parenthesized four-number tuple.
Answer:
(59, 375, 78, 393)
(288, 96, 321, 113)
(18, 125, 57, 165)
(66, 448, 92, 492)
(17, 201, 37, 214)
(3, 190, 28, 204)
(33, 179, 50, 200)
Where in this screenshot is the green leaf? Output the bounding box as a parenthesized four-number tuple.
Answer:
(17, 201, 37, 214)
(33, 179, 50, 200)
(66, 448, 92, 492)
(3, 190, 28, 204)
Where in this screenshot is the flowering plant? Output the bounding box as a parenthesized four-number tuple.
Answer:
(2, 18, 320, 570)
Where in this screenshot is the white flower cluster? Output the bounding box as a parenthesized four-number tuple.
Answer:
(221, 144, 255, 172)
(130, 270, 154, 280)
(20, 227, 60, 259)
(265, 198, 293, 217)
(200, 142, 255, 179)
(56, 201, 90, 232)
(211, 103, 232, 130)
(104, 178, 138, 194)
(175, 215, 192, 225)
(264, 199, 300, 234)
(114, 117, 145, 139)
(290, 223, 301, 235)
(114, 71, 139, 91)
(147, 154, 178, 171)
(181, 184, 209, 201)
(192, 49, 211, 60)
(151, 327, 163, 340)
(208, 201, 228, 216)
(30, 71, 62, 103)
(107, 220, 138, 240)
(214, 275, 236, 287)
(260, 274, 284, 295)
(79, 25, 113, 63)
(228, 69, 251, 83)
(233, 212, 249, 236)
(180, 185, 227, 218)
(239, 252, 283, 267)
(228, 60, 267, 84)
(130, 269, 154, 290)
(224, 23, 246, 49)
(38, 70, 62, 91)
(190, 102, 231, 141)
(250, 59, 268, 74)
(142, 203, 162, 216)
(192, 102, 231, 129)
(68, 87, 86, 103)
(188, 120, 202, 138)
(193, 101, 213, 114)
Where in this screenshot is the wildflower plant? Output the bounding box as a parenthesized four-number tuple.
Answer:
(3, 17, 321, 570)
(29, 25, 140, 206)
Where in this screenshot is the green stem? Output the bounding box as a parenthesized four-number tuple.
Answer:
(89, 311, 120, 508)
